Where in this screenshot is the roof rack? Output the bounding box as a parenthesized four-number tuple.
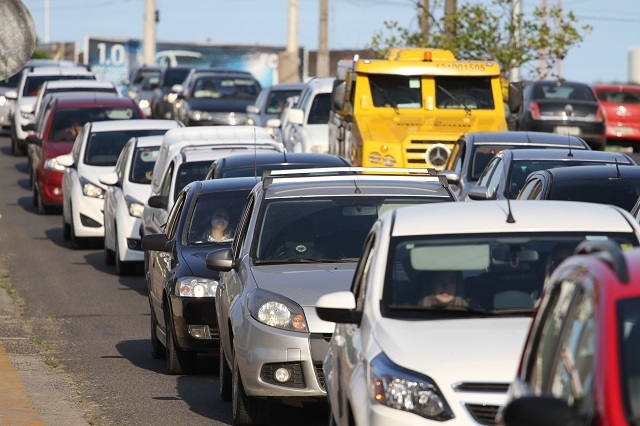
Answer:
(574, 239, 629, 283)
(262, 167, 446, 189)
(178, 144, 279, 155)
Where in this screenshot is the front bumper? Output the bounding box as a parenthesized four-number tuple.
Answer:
(234, 315, 329, 398)
(116, 213, 144, 262)
(38, 169, 64, 205)
(169, 295, 219, 351)
(72, 196, 105, 238)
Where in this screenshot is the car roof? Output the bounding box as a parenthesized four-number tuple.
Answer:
(132, 135, 164, 148)
(391, 200, 636, 237)
(43, 80, 114, 89)
(54, 95, 132, 108)
(303, 77, 336, 92)
(464, 131, 590, 148)
(88, 119, 179, 132)
(266, 83, 306, 91)
(161, 125, 274, 145)
(213, 152, 350, 168)
(26, 67, 94, 76)
(536, 164, 640, 180)
(504, 148, 634, 163)
(195, 176, 260, 193)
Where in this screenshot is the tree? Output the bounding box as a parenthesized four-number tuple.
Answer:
(370, 0, 592, 80)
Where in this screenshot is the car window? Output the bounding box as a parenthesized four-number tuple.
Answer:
(352, 232, 376, 311)
(115, 141, 131, 182)
(186, 190, 251, 245)
(548, 179, 640, 211)
(471, 146, 506, 180)
(173, 161, 211, 200)
(435, 76, 494, 110)
(306, 93, 331, 125)
(596, 89, 640, 104)
(369, 74, 422, 109)
(234, 195, 255, 257)
(617, 297, 640, 420)
(547, 290, 595, 414)
(267, 89, 301, 114)
(485, 158, 503, 198)
(476, 157, 499, 188)
(130, 146, 159, 184)
(39, 105, 53, 139)
(165, 191, 187, 239)
(83, 128, 164, 166)
(517, 178, 543, 200)
(159, 163, 174, 198)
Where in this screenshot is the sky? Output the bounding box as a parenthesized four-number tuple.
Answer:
(19, 0, 640, 84)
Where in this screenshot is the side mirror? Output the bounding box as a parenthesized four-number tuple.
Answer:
(147, 195, 168, 209)
(501, 395, 581, 426)
(171, 84, 183, 93)
(25, 133, 40, 146)
(141, 233, 172, 252)
(437, 170, 460, 185)
(99, 172, 119, 186)
(331, 79, 346, 111)
(508, 82, 523, 114)
(266, 118, 281, 128)
(315, 291, 363, 324)
(288, 108, 304, 125)
(56, 154, 74, 168)
(246, 105, 260, 114)
(467, 185, 490, 201)
(4, 90, 17, 100)
(206, 248, 234, 272)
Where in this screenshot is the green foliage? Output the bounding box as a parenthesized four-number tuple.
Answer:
(31, 49, 52, 59)
(370, 0, 592, 79)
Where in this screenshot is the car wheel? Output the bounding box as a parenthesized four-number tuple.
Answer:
(62, 205, 71, 241)
(165, 310, 196, 375)
(31, 183, 38, 207)
(35, 185, 52, 215)
(232, 352, 269, 425)
(10, 133, 21, 156)
(150, 307, 165, 359)
(219, 343, 232, 401)
(104, 237, 115, 265)
(114, 230, 135, 275)
(28, 162, 32, 186)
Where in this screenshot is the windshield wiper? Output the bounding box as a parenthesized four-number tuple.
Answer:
(486, 308, 534, 316)
(437, 84, 471, 115)
(256, 257, 349, 264)
(370, 80, 400, 114)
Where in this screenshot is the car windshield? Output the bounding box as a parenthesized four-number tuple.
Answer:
(23, 75, 94, 97)
(254, 196, 452, 263)
(51, 107, 143, 142)
(192, 76, 260, 101)
(163, 69, 191, 87)
(133, 70, 160, 85)
(382, 233, 638, 320)
(0, 72, 23, 88)
(266, 89, 302, 114)
(174, 161, 212, 200)
(549, 178, 640, 211)
(84, 129, 167, 166)
(435, 76, 495, 110)
(187, 190, 251, 245)
(129, 146, 159, 184)
(508, 160, 630, 199)
(617, 297, 640, 421)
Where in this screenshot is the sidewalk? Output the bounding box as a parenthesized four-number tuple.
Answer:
(0, 279, 89, 426)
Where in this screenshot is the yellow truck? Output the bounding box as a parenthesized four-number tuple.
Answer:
(328, 48, 508, 168)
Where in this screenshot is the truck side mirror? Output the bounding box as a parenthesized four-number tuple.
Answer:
(508, 82, 523, 114)
(331, 79, 346, 112)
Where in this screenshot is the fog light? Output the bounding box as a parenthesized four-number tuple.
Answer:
(52, 187, 62, 196)
(188, 325, 210, 339)
(368, 152, 381, 165)
(274, 367, 291, 383)
(383, 155, 396, 167)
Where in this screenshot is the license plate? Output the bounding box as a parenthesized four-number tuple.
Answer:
(554, 126, 581, 136)
(614, 126, 633, 135)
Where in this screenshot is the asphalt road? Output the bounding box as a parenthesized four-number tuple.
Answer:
(0, 132, 328, 426)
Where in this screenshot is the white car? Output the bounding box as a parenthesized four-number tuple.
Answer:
(280, 76, 334, 153)
(140, 125, 284, 238)
(57, 119, 181, 249)
(316, 200, 640, 426)
(100, 135, 163, 275)
(5, 65, 95, 155)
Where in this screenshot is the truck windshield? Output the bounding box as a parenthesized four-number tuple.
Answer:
(435, 76, 495, 110)
(369, 75, 422, 109)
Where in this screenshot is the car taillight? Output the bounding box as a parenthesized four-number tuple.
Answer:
(596, 105, 604, 121)
(528, 102, 541, 119)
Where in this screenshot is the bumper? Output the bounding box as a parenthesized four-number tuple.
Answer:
(169, 295, 219, 351)
(235, 316, 328, 398)
(38, 169, 64, 205)
(605, 123, 640, 145)
(524, 119, 606, 147)
(117, 214, 144, 262)
(73, 196, 105, 238)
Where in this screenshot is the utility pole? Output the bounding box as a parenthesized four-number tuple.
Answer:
(317, 0, 329, 77)
(444, 0, 457, 43)
(510, 0, 521, 82)
(279, 0, 300, 82)
(419, 0, 429, 44)
(143, 0, 157, 66)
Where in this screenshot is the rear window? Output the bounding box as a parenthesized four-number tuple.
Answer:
(596, 89, 640, 104)
(549, 178, 640, 212)
(84, 128, 168, 166)
(50, 107, 143, 142)
(24, 75, 94, 97)
(533, 83, 596, 102)
(174, 161, 211, 199)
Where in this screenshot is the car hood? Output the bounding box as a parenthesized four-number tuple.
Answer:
(43, 140, 74, 159)
(181, 245, 231, 278)
(252, 263, 356, 305)
(374, 317, 531, 383)
(187, 98, 253, 113)
(299, 124, 329, 147)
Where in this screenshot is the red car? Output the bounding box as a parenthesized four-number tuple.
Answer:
(29, 94, 144, 214)
(498, 239, 640, 426)
(594, 85, 640, 151)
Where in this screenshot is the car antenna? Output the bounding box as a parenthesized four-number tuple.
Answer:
(505, 197, 516, 223)
(567, 133, 573, 157)
(615, 158, 622, 179)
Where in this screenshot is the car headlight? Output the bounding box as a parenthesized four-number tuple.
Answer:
(176, 276, 218, 297)
(247, 288, 308, 332)
(20, 111, 32, 120)
(164, 92, 178, 103)
(79, 176, 105, 199)
(44, 158, 66, 171)
(138, 99, 150, 109)
(369, 352, 454, 421)
(125, 194, 145, 217)
(188, 110, 213, 121)
(0, 96, 6, 106)
(126, 89, 138, 99)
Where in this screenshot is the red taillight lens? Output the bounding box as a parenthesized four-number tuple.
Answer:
(528, 102, 541, 119)
(596, 105, 604, 121)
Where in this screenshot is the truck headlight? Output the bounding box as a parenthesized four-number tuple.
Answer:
(125, 195, 145, 217)
(247, 288, 308, 332)
(138, 99, 150, 109)
(44, 158, 66, 171)
(369, 352, 454, 421)
(176, 276, 218, 297)
(80, 176, 105, 199)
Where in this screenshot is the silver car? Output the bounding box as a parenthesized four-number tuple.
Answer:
(205, 167, 456, 425)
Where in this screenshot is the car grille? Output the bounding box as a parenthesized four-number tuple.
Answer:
(405, 140, 453, 168)
(452, 382, 510, 393)
(464, 403, 500, 426)
(314, 363, 326, 391)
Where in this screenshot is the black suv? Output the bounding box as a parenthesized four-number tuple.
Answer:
(150, 66, 193, 119)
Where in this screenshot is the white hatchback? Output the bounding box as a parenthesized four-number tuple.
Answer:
(316, 200, 640, 426)
(100, 135, 163, 275)
(57, 119, 181, 248)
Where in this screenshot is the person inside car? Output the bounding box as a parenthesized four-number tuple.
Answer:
(204, 207, 232, 243)
(53, 117, 83, 142)
(418, 270, 468, 308)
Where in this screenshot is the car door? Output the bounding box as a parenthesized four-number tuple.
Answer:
(105, 141, 131, 249)
(329, 228, 377, 424)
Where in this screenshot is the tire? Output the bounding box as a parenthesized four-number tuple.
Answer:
(232, 354, 269, 425)
(165, 311, 197, 375)
(11, 134, 21, 156)
(62, 207, 71, 240)
(32, 183, 38, 207)
(114, 229, 135, 275)
(104, 239, 115, 265)
(35, 185, 52, 215)
(150, 307, 165, 359)
(219, 343, 232, 401)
